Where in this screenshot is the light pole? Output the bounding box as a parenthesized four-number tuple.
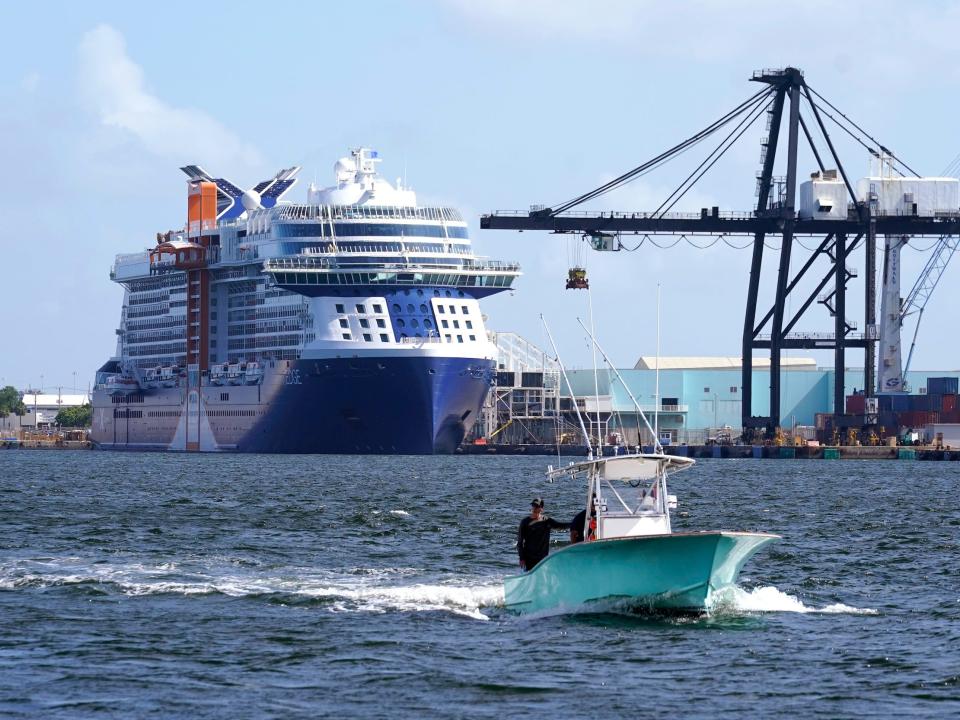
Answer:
(714, 392, 718, 428)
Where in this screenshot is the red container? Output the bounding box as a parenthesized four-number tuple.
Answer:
(846, 394, 865, 414)
(941, 410, 960, 424)
(897, 410, 939, 428)
(943, 394, 958, 413)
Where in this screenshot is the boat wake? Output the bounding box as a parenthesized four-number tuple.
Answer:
(0, 557, 505, 621)
(708, 584, 878, 615)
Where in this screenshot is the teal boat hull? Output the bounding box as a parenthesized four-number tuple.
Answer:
(503, 531, 778, 614)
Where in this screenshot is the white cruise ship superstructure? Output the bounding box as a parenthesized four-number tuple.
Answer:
(91, 149, 520, 453)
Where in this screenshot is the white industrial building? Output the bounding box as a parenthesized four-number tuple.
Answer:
(0, 391, 90, 432)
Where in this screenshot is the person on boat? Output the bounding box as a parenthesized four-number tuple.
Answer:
(517, 498, 570, 571)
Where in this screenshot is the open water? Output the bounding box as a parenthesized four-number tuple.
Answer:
(0, 452, 957, 718)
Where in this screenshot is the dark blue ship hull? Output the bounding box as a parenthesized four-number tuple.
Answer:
(240, 355, 494, 454)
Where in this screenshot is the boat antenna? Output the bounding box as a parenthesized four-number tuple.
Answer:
(541, 315, 593, 458)
(576, 317, 663, 455)
(654, 282, 661, 447)
(587, 279, 603, 457)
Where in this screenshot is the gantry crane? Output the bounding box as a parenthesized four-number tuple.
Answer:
(481, 68, 960, 439)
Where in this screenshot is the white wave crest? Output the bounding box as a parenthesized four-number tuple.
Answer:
(0, 557, 503, 620)
(709, 585, 878, 615)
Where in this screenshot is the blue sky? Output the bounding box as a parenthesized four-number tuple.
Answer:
(2, 0, 960, 392)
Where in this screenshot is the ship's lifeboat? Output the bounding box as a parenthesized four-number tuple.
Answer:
(159, 366, 179, 388)
(210, 364, 228, 386)
(227, 364, 245, 385)
(244, 362, 264, 385)
(105, 375, 140, 396)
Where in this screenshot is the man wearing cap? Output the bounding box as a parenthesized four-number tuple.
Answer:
(517, 498, 570, 571)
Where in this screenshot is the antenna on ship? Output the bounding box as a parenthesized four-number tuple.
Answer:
(587, 276, 603, 458)
(654, 282, 661, 449)
(541, 315, 593, 459)
(576, 318, 663, 455)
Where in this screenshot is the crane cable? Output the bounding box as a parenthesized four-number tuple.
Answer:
(549, 85, 776, 214)
(805, 84, 921, 177)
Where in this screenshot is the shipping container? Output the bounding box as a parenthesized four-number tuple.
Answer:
(846, 394, 865, 414)
(943, 394, 958, 413)
(890, 394, 911, 412)
(927, 377, 959, 395)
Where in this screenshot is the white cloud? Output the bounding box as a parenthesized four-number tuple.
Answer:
(444, 0, 960, 83)
(77, 24, 261, 171)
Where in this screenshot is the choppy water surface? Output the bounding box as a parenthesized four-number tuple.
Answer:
(0, 452, 958, 718)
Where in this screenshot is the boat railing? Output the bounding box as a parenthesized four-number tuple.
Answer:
(264, 256, 520, 273)
(272, 204, 465, 223)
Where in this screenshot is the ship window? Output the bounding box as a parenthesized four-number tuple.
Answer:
(445, 334, 452, 342)
(730, 386, 738, 393)
(448, 305, 455, 313)
(380, 333, 389, 342)
(457, 335, 463, 343)
(438, 306, 445, 314)
(420, 304, 427, 313)
(363, 333, 372, 342)
(445, 290, 452, 297)
(360, 319, 369, 328)
(469, 335, 476, 341)
(411, 319, 419, 328)
(462, 305, 469, 314)
(441, 320, 448, 328)
(423, 319, 432, 328)
(406, 303, 414, 312)
(339, 319, 349, 328)
(336, 303, 345, 313)
(376, 318, 386, 328)
(356, 304, 366, 314)
(453, 320, 459, 328)
(397, 318, 406, 327)
(373, 304, 383, 313)
(392, 303, 401, 312)
(466, 320, 473, 329)
(342, 333, 351, 340)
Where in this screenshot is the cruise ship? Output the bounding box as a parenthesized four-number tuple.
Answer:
(90, 149, 520, 453)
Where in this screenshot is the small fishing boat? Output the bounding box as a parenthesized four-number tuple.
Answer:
(503, 453, 778, 614)
(505, 314, 778, 614)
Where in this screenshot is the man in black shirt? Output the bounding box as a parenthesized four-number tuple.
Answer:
(517, 498, 570, 571)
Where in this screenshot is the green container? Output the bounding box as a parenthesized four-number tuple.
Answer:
(898, 448, 917, 460)
(823, 447, 840, 459)
(779, 447, 796, 459)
